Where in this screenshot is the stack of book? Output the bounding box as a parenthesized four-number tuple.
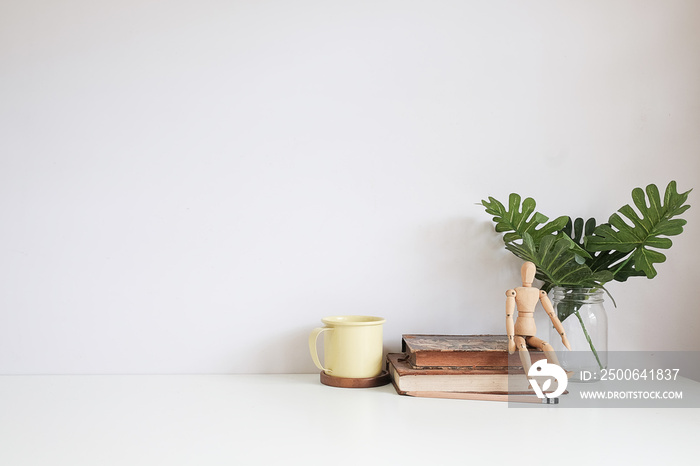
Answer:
(387, 334, 549, 401)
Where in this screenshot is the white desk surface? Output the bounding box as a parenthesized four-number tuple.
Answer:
(1, 374, 698, 466)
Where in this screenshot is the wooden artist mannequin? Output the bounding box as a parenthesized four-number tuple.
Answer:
(506, 261, 571, 373)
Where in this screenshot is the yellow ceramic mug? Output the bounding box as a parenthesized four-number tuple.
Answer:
(308, 316, 385, 378)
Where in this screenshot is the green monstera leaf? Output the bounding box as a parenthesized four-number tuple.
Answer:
(505, 233, 613, 291)
(562, 217, 596, 245)
(482, 181, 691, 289)
(585, 181, 692, 279)
(562, 217, 646, 282)
(481, 193, 568, 244)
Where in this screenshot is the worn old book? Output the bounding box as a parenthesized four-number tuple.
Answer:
(402, 334, 546, 369)
(387, 353, 539, 394)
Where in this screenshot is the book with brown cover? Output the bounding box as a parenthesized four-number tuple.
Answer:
(401, 334, 546, 369)
(387, 353, 540, 394)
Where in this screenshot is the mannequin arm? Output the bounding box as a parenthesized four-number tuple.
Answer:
(506, 290, 516, 354)
(540, 290, 571, 350)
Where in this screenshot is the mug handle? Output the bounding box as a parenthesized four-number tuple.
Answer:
(308, 327, 332, 373)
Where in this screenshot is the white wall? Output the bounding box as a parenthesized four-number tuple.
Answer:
(1, 0, 699, 374)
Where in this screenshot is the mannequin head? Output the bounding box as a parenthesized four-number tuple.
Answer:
(521, 261, 536, 287)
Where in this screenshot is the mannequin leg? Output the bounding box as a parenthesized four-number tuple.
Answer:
(527, 336, 561, 367)
(514, 335, 532, 374)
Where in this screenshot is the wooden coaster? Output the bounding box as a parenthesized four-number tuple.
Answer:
(320, 370, 391, 388)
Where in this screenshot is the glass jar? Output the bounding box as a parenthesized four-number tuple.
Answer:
(548, 286, 608, 382)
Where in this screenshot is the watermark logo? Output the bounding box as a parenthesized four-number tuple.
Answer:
(528, 359, 568, 399)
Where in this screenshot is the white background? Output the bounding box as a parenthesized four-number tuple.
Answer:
(1, 0, 698, 374)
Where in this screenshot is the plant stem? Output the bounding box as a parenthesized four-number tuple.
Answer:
(611, 255, 633, 280)
(573, 309, 604, 370)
